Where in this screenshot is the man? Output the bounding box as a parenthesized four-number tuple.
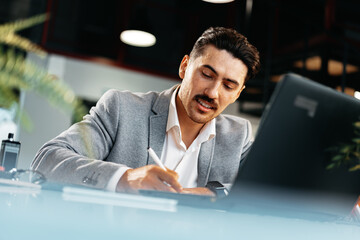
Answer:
(32, 27, 260, 196)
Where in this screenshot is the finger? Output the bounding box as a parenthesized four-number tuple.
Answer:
(146, 166, 183, 192)
(153, 179, 178, 193)
(141, 176, 177, 193)
(157, 171, 183, 192)
(181, 187, 216, 196)
(165, 168, 179, 180)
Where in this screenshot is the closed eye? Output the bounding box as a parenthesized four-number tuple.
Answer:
(224, 84, 232, 89)
(224, 79, 240, 90)
(202, 72, 212, 78)
(223, 80, 238, 90)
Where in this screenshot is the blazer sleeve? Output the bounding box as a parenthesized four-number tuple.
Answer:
(208, 116, 253, 190)
(31, 90, 127, 189)
(225, 120, 253, 191)
(240, 120, 253, 162)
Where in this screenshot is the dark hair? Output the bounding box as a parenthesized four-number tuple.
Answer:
(190, 27, 260, 82)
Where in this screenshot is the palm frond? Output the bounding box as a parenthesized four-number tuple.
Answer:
(0, 13, 49, 56)
(0, 13, 49, 34)
(0, 13, 91, 156)
(0, 33, 46, 56)
(0, 46, 87, 126)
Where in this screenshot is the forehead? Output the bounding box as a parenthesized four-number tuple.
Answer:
(192, 45, 248, 84)
(195, 45, 235, 62)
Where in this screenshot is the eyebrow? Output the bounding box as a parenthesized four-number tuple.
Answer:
(202, 64, 240, 86)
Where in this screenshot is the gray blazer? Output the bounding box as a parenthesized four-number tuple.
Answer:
(32, 86, 252, 189)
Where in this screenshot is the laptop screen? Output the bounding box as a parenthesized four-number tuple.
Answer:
(232, 73, 360, 201)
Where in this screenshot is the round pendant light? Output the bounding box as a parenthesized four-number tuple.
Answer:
(202, 0, 235, 3)
(120, 30, 156, 47)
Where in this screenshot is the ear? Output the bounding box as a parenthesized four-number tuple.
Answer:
(179, 55, 189, 79)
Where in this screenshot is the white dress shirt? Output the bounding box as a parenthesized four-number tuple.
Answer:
(160, 87, 216, 188)
(106, 87, 216, 191)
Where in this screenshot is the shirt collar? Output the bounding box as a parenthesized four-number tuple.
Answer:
(166, 86, 216, 142)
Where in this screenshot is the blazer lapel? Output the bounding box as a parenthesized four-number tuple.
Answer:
(148, 114, 167, 165)
(197, 137, 215, 187)
(147, 85, 177, 165)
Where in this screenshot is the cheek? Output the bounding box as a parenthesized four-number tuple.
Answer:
(183, 72, 197, 88)
(192, 76, 210, 92)
(220, 94, 238, 107)
(187, 77, 203, 93)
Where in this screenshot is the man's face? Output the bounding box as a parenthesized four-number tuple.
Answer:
(177, 45, 248, 125)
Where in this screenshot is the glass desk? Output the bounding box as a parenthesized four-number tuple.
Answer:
(0, 182, 359, 240)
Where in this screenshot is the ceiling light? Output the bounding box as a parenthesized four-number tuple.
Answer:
(120, 30, 156, 47)
(202, 0, 235, 3)
(355, 91, 360, 100)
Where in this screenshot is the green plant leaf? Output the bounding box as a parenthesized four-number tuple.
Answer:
(354, 121, 360, 129)
(326, 163, 336, 170)
(352, 152, 360, 158)
(0, 13, 49, 33)
(331, 154, 345, 162)
(0, 14, 87, 132)
(349, 164, 360, 172)
(0, 33, 46, 57)
(326, 121, 360, 172)
(0, 14, 49, 56)
(339, 145, 353, 154)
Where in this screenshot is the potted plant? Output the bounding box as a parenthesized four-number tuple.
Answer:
(0, 13, 86, 131)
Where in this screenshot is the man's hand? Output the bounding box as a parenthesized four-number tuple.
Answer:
(116, 165, 183, 193)
(181, 187, 216, 197)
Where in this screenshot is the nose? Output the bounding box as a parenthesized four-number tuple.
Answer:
(204, 81, 221, 99)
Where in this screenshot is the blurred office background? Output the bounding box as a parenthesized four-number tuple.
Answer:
(0, 0, 359, 169)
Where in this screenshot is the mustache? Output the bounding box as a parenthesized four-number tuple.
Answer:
(194, 95, 218, 108)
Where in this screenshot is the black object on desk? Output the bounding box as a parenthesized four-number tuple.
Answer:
(231, 73, 360, 220)
(0, 133, 21, 171)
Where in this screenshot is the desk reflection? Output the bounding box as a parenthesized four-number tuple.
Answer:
(0, 184, 360, 240)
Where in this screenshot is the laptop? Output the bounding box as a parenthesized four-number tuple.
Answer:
(141, 73, 360, 222)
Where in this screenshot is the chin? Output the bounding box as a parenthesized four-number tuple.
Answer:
(190, 113, 215, 124)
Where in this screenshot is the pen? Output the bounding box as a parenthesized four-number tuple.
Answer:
(147, 147, 167, 171)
